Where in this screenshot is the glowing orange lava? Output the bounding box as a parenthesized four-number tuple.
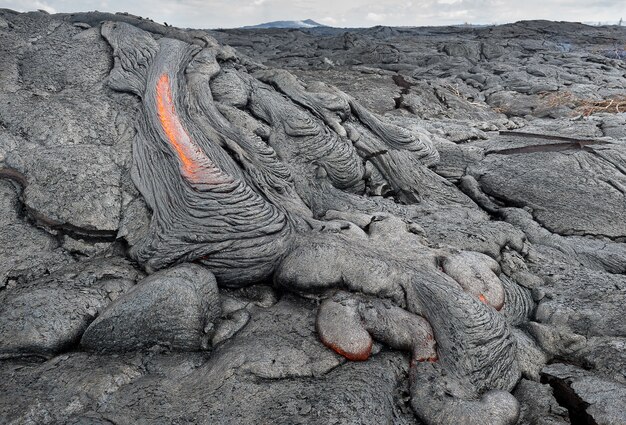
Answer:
(324, 339, 372, 361)
(155, 73, 232, 185)
(411, 354, 439, 367)
(156, 74, 200, 175)
(478, 294, 488, 304)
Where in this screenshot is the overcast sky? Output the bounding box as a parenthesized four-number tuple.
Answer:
(2, 0, 625, 28)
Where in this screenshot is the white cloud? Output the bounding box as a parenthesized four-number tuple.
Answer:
(35, 1, 56, 13)
(443, 9, 469, 18)
(366, 12, 386, 22)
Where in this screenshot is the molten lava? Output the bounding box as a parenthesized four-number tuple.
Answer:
(324, 339, 372, 362)
(155, 73, 233, 185)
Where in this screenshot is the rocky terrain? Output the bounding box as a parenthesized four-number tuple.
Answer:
(0, 9, 625, 425)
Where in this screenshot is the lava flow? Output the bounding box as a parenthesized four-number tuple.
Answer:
(155, 73, 233, 185)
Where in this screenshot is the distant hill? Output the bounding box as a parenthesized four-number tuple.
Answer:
(241, 19, 327, 29)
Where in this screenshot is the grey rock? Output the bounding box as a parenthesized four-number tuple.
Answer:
(513, 379, 569, 425)
(0, 257, 141, 358)
(0, 178, 72, 287)
(1, 9, 625, 425)
(0, 296, 413, 425)
(96, 297, 414, 424)
(0, 352, 144, 424)
(6, 144, 124, 231)
(97, 351, 413, 425)
(0, 11, 138, 234)
(542, 363, 626, 425)
(502, 207, 626, 274)
(81, 264, 220, 352)
(534, 265, 626, 338)
(468, 141, 626, 239)
(578, 337, 626, 384)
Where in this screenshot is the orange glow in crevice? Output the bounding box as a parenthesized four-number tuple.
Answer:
(411, 354, 439, 368)
(324, 340, 372, 362)
(155, 73, 232, 184)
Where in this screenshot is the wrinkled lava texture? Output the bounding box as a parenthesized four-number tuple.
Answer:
(1, 9, 625, 425)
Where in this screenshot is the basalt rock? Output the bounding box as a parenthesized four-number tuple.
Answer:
(0, 257, 141, 359)
(541, 363, 626, 425)
(92, 19, 529, 424)
(81, 263, 221, 352)
(1, 9, 624, 425)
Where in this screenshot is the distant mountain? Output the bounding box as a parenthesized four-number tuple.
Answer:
(242, 19, 327, 29)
